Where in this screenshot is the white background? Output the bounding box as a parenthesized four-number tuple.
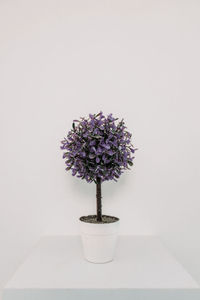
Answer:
(0, 0, 200, 295)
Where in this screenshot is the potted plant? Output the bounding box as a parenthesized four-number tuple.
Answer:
(60, 112, 136, 263)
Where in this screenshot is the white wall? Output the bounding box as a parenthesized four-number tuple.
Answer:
(1, 0, 200, 290)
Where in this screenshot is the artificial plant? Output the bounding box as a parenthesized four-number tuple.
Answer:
(61, 112, 136, 222)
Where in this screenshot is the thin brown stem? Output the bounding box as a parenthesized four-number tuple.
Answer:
(96, 177, 102, 222)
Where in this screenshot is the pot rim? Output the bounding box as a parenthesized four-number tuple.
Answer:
(79, 214, 120, 225)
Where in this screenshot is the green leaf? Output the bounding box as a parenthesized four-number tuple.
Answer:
(128, 160, 133, 166)
(90, 135, 102, 139)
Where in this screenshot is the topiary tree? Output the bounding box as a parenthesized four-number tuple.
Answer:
(60, 112, 136, 222)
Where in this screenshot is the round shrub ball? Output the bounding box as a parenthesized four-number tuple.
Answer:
(60, 112, 136, 183)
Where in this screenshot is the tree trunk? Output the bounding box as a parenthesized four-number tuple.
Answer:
(96, 177, 102, 222)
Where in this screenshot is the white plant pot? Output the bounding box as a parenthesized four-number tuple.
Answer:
(79, 217, 120, 263)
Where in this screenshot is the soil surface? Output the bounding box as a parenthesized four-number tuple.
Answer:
(80, 215, 119, 224)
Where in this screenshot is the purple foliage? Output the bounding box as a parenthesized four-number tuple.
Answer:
(60, 112, 136, 183)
